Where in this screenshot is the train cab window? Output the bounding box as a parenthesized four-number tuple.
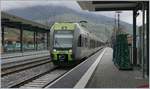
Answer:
(78, 35, 82, 47)
(54, 30, 73, 49)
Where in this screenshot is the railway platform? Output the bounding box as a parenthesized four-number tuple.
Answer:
(1, 50, 49, 64)
(47, 47, 149, 88)
(86, 47, 149, 88)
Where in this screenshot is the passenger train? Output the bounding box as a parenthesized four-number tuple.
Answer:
(50, 22, 104, 66)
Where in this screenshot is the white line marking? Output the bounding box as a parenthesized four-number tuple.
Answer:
(74, 48, 107, 88)
(45, 48, 104, 88)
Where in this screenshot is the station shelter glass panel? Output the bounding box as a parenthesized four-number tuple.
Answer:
(23, 30, 35, 51)
(36, 32, 47, 50)
(3, 27, 21, 52)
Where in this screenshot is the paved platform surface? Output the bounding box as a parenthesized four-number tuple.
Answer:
(47, 48, 103, 88)
(1, 51, 49, 64)
(86, 47, 149, 88)
(2, 50, 49, 59)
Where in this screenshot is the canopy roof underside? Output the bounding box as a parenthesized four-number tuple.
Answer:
(78, 1, 148, 11)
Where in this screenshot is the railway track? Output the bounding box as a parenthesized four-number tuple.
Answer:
(2, 48, 103, 88)
(20, 67, 71, 88)
(1, 56, 74, 88)
(1, 56, 55, 88)
(2, 56, 50, 76)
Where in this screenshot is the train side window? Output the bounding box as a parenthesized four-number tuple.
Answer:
(78, 35, 82, 47)
(94, 40, 95, 48)
(91, 40, 93, 48)
(96, 41, 97, 47)
(82, 36, 85, 47)
(90, 39, 92, 48)
(100, 42, 101, 46)
(81, 36, 83, 47)
(85, 37, 87, 47)
(87, 37, 90, 48)
(92, 40, 94, 48)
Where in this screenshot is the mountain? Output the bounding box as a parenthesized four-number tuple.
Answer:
(4, 5, 133, 42)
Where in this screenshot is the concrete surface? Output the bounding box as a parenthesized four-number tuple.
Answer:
(1, 51, 50, 64)
(86, 47, 149, 88)
(2, 50, 49, 59)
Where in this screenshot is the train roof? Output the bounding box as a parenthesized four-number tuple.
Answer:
(51, 22, 104, 43)
(76, 23, 104, 42)
(51, 22, 76, 30)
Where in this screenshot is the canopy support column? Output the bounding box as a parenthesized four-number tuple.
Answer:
(133, 10, 137, 65)
(146, 2, 149, 77)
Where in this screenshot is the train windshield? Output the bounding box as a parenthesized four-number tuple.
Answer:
(54, 30, 73, 48)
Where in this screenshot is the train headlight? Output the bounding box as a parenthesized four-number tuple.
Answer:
(53, 49, 56, 52)
(69, 49, 72, 53)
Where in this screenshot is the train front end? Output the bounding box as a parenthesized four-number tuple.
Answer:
(50, 23, 75, 66)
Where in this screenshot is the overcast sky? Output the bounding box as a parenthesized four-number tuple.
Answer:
(1, 0, 143, 26)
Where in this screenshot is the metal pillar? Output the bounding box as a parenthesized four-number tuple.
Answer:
(114, 13, 117, 40)
(133, 10, 137, 65)
(35, 31, 38, 51)
(146, 2, 149, 77)
(116, 11, 122, 33)
(142, 2, 145, 78)
(2, 25, 4, 53)
(114, 13, 117, 28)
(20, 25, 23, 53)
(47, 32, 50, 49)
(118, 13, 120, 31)
(34, 32, 36, 50)
(2, 25, 4, 46)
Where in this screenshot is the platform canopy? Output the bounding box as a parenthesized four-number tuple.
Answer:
(77, 1, 145, 11)
(1, 11, 50, 31)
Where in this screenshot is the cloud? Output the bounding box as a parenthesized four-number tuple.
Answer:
(1, 0, 81, 11)
(93, 11, 145, 26)
(1, 0, 143, 26)
(93, 11, 133, 24)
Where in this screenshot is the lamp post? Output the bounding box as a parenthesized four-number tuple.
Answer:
(115, 11, 122, 34)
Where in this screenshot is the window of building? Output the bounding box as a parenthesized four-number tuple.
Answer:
(4, 27, 21, 52)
